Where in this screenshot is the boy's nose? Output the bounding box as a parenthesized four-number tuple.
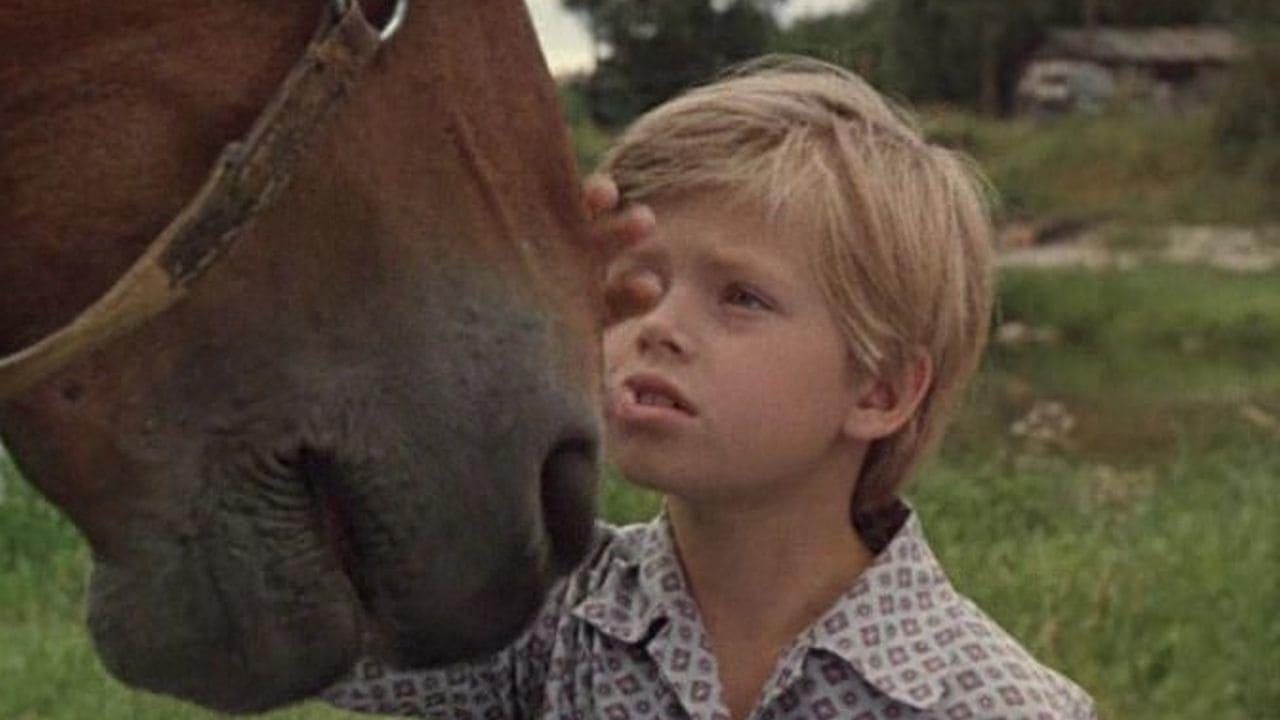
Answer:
(636, 305, 689, 359)
(638, 325, 685, 359)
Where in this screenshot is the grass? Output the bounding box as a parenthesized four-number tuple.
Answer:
(924, 265, 1280, 719)
(921, 108, 1280, 226)
(944, 266, 1280, 462)
(997, 265, 1280, 354)
(915, 447, 1280, 720)
(3, 262, 1277, 718)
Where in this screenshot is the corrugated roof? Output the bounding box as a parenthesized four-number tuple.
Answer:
(1040, 26, 1245, 64)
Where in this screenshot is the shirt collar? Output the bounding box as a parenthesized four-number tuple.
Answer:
(572, 502, 963, 711)
(569, 516, 675, 644)
(801, 503, 962, 710)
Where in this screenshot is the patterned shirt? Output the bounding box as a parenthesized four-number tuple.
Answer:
(324, 504, 1094, 719)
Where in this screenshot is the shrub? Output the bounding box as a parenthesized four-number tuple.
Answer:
(1214, 23, 1280, 196)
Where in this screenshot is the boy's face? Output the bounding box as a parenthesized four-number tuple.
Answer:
(603, 193, 864, 505)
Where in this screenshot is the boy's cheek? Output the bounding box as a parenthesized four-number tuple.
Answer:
(600, 327, 629, 370)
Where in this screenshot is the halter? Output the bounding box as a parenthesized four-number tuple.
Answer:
(0, 0, 408, 399)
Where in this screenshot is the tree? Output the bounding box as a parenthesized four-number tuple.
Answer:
(563, 0, 784, 127)
(771, 0, 1260, 114)
(1214, 19, 1280, 197)
(770, 0, 1070, 114)
(566, 0, 1270, 121)
(772, 9, 883, 74)
(874, 0, 1070, 114)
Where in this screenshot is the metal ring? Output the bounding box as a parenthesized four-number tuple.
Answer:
(331, 0, 409, 42)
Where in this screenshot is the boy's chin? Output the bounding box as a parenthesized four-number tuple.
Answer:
(607, 434, 747, 502)
(611, 457, 737, 504)
(609, 451, 689, 495)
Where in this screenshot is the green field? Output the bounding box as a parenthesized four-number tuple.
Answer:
(920, 108, 1279, 227)
(3, 261, 1277, 718)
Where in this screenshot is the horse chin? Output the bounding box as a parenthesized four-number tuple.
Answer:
(364, 528, 554, 671)
(85, 543, 363, 713)
(80, 448, 354, 709)
(81, 430, 577, 713)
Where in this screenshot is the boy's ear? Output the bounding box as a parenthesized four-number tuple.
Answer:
(842, 348, 933, 442)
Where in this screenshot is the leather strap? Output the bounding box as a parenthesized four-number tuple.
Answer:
(0, 2, 384, 399)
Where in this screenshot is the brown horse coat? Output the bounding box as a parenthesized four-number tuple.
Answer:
(1, 0, 602, 711)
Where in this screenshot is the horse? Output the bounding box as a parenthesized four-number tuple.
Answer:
(0, 0, 602, 712)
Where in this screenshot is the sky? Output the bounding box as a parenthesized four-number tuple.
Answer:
(526, 0, 869, 75)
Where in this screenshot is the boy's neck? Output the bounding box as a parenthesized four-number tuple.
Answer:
(664, 463, 876, 654)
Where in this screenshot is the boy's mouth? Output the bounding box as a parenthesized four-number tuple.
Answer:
(619, 373, 697, 416)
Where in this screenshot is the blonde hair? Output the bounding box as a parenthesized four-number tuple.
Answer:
(600, 56, 995, 511)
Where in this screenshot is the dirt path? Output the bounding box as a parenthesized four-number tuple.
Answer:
(998, 224, 1280, 272)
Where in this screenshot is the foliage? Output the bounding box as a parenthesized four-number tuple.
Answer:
(561, 0, 1274, 119)
(1083, 0, 1241, 25)
(784, 0, 1276, 115)
(560, 0, 783, 126)
(872, 0, 1058, 114)
(557, 0, 1277, 122)
(920, 107, 1279, 224)
(1213, 22, 1280, 202)
(770, 9, 883, 75)
(963, 267, 1280, 461)
(777, 0, 1268, 114)
(557, 82, 614, 170)
(915, 446, 1280, 720)
(996, 266, 1280, 355)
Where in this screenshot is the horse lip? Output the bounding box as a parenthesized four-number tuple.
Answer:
(320, 492, 359, 584)
(623, 372, 697, 415)
(540, 433, 600, 575)
(296, 450, 366, 597)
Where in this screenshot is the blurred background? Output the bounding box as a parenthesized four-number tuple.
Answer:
(3, 1, 1277, 717)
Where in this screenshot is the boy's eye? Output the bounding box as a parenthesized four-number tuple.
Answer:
(722, 283, 772, 311)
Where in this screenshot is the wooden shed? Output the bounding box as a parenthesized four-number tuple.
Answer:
(1017, 27, 1247, 114)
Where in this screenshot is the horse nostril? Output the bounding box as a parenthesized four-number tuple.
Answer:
(539, 436, 599, 574)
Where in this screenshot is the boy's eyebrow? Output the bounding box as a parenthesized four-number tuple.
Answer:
(613, 243, 797, 294)
(700, 247, 795, 292)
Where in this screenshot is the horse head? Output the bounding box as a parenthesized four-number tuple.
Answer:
(0, 0, 600, 711)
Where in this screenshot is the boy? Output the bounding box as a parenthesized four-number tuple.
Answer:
(324, 57, 1095, 719)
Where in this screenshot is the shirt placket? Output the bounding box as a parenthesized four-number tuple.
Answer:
(744, 640, 811, 720)
(643, 596, 733, 720)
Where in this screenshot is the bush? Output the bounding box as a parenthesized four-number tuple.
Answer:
(920, 107, 1279, 224)
(1214, 24, 1280, 195)
(558, 82, 614, 171)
